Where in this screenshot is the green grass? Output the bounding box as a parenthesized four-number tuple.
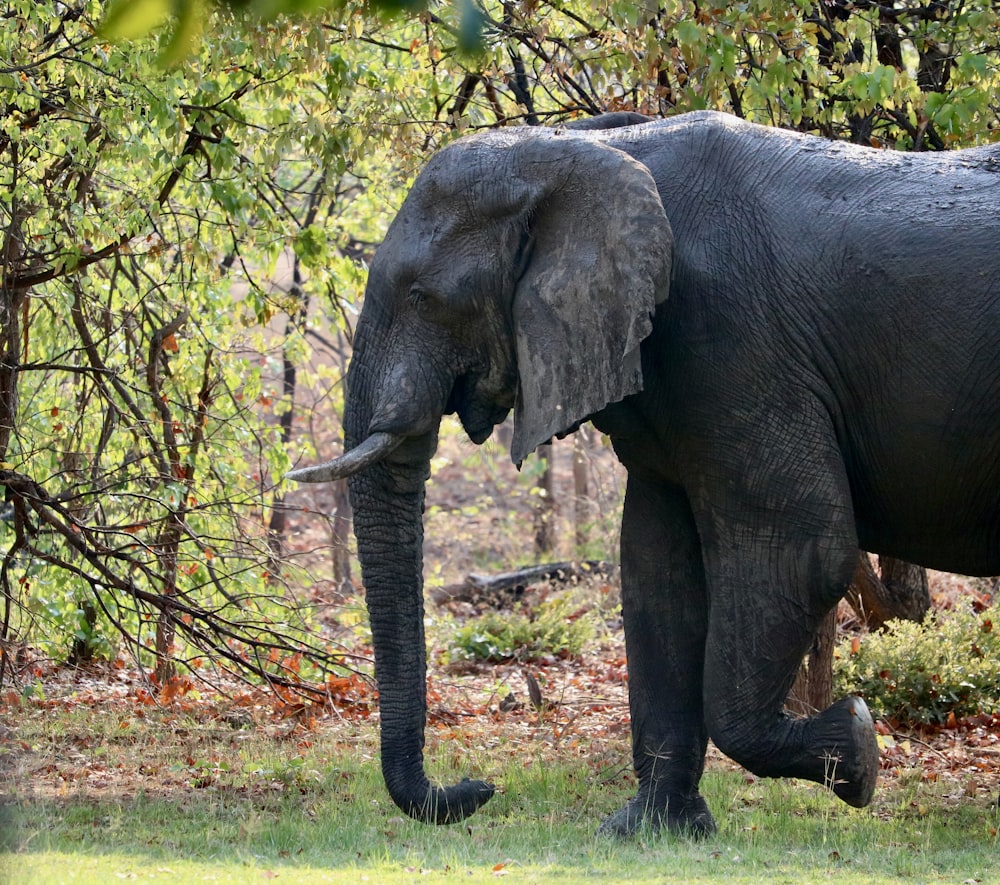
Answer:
(6, 776, 999, 884)
(3, 701, 999, 884)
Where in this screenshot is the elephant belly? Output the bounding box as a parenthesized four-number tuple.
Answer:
(841, 359, 1000, 575)
(853, 469, 1000, 577)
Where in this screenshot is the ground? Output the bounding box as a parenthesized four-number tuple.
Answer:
(2, 572, 998, 818)
(1, 422, 998, 842)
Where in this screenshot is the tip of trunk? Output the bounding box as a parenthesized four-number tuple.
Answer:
(389, 774, 496, 824)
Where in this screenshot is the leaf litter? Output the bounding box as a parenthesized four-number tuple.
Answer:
(2, 592, 998, 820)
(1, 429, 998, 833)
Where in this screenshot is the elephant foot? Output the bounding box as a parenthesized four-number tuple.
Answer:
(810, 696, 879, 808)
(598, 792, 716, 839)
(712, 695, 878, 809)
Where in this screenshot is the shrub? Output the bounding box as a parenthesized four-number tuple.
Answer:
(447, 595, 596, 664)
(834, 607, 999, 723)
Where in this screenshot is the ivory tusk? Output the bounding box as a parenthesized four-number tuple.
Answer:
(285, 431, 403, 483)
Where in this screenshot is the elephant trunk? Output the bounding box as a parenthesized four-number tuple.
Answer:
(283, 300, 494, 821)
(348, 455, 495, 823)
(334, 311, 493, 823)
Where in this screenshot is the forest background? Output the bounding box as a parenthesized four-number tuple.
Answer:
(2, 0, 999, 704)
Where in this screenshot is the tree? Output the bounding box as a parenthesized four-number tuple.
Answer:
(0, 1, 432, 687)
(5, 0, 997, 691)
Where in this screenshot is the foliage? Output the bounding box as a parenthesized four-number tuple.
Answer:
(834, 608, 1000, 723)
(99, 0, 477, 65)
(446, 594, 596, 663)
(389, 0, 1000, 148)
(0, 0, 419, 686)
(104, 1, 1000, 146)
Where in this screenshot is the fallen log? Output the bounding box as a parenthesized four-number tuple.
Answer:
(430, 560, 616, 606)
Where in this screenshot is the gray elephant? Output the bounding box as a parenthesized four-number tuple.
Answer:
(289, 111, 1000, 836)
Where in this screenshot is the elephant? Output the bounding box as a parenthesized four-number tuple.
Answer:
(288, 111, 1000, 836)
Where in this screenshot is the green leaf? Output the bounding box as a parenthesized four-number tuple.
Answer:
(158, 0, 207, 67)
(292, 224, 328, 268)
(957, 52, 988, 79)
(100, 0, 172, 41)
(457, 0, 487, 54)
(675, 20, 702, 47)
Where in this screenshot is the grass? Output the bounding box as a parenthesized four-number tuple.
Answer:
(3, 698, 999, 884)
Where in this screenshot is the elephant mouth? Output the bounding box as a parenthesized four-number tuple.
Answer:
(457, 402, 512, 444)
(465, 418, 506, 444)
(447, 373, 513, 444)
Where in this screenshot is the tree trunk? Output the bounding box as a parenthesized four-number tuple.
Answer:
(0, 171, 27, 464)
(846, 553, 930, 630)
(790, 552, 930, 714)
(787, 606, 837, 716)
(330, 477, 353, 592)
(572, 430, 589, 552)
(153, 512, 183, 684)
(267, 256, 309, 566)
(533, 442, 555, 555)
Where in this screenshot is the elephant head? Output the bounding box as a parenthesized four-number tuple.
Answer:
(289, 126, 672, 823)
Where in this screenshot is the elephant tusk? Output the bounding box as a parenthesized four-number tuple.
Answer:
(285, 431, 403, 483)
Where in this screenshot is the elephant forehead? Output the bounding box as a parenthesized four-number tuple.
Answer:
(390, 179, 479, 243)
(422, 130, 521, 179)
(414, 150, 488, 204)
(411, 135, 536, 216)
(384, 219, 493, 277)
(384, 200, 513, 277)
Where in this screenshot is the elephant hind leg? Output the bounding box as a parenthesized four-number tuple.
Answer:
(800, 696, 878, 807)
(692, 406, 881, 807)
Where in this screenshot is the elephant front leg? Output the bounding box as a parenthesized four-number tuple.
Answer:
(599, 479, 716, 838)
(701, 530, 879, 808)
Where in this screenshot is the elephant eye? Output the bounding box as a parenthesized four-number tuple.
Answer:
(407, 286, 427, 309)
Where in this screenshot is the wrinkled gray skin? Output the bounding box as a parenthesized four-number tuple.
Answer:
(290, 112, 1000, 835)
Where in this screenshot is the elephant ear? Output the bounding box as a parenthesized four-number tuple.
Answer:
(508, 135, 673, 465)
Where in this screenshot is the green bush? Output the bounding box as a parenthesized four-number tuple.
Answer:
(447, 595, 596, 664)
(834, 607, 999, 723)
